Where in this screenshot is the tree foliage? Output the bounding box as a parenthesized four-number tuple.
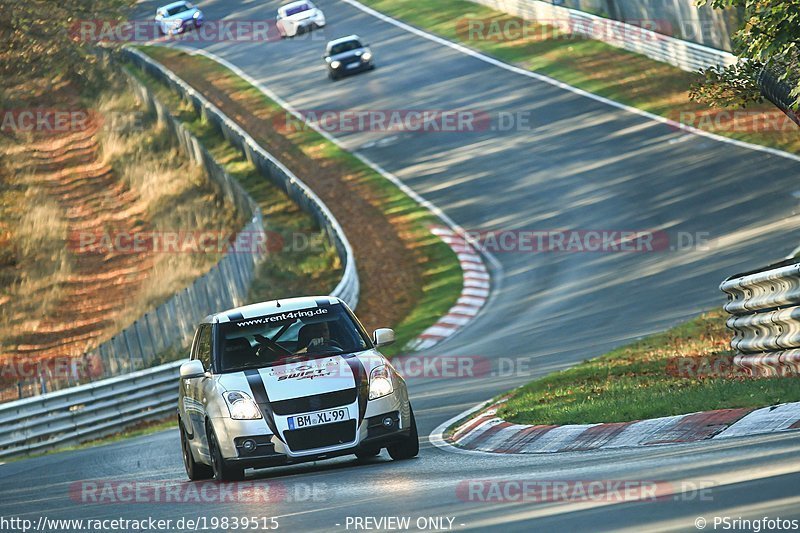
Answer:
(690, 0, 800, 109)
(0, 0, 131, 100)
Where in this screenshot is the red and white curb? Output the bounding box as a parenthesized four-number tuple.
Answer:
(406, 226, 490, 351)
(437, 399, 800, 454)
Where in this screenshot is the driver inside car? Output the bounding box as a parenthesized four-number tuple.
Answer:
(296, 321, 338, 353)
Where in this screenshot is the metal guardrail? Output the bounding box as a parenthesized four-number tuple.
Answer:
(758, 54, 800, 127)
(0, 362, 181, 459)
(466, 0, 736, 72)
(720, 258, 800, 376)
(0, 49, 359, 458)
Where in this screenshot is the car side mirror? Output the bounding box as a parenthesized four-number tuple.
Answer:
(373, 328, 395, 347)
(180, 360, 206, 379)
(323, 54, 328, 59)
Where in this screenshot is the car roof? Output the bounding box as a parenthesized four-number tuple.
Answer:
(204, 295, 342, 324)
(160, 1, 189, 10)
(327, 35, 361, 47)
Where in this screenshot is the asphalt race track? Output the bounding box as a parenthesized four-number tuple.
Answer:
(2, 1, 800, 530)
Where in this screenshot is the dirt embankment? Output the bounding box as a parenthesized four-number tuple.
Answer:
(0, 80, 242, 398)
(1, 117, 155, 362)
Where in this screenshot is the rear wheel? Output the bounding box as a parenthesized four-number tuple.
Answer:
(207, 423, 245, 482)
(387, 406, 419, 460)
(180, 420, 212, 481)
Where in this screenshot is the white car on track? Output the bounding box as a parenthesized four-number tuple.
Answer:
(177, 296, 419, 481)
(276, 0, 326, 38)
(154, 1, 204, 36)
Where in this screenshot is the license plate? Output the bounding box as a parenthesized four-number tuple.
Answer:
(288, 408, 349, 429)
(346, 62, 360, 69)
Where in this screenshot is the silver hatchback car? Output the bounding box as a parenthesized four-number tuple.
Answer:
(177, 296, 418, 481)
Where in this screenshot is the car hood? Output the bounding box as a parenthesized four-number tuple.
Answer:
(329, 47, 369, 62)
(164, 8, 201, 22)
(215, 349, 385, 401)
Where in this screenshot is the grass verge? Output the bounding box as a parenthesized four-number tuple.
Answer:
(360, 0, 800, 154)
(132, 46, 463, 356)
(497, 310, 800, 426)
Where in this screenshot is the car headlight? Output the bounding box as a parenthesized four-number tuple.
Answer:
(330, 60, 341, 69)
(368, 365, 394, 400)
(224, 391, 262, 420)
(362, 52, 372, 62)
(193, 11, 200, 19)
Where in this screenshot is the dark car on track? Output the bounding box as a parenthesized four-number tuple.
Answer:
(323, 35, 375, 81)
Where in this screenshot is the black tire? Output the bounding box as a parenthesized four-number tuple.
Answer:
(387, 406, 419, 460)
(180, 420, 213, 481)
(354, 446, 381, 459)
(328, 71, 339, 81)
(207, 423, 245, 482)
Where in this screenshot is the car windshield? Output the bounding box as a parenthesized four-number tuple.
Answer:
(216, 303, 370, 373)
(329, 40, 362, 55)
(166, 3, 192, 16)
(285, 3, 311, 16)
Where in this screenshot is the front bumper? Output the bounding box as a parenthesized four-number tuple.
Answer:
(208, 389, 409, 469)
(329, 59, 374, 77)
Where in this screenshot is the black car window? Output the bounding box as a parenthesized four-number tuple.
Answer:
(329, 40, 362, 56)
(216, 303, 371, 373)
(196, 325, 212, 370)
(166, 3, 191, 16)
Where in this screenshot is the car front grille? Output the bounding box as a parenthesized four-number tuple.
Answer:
(270, 388, 357, 415)
(283, 420, 357, 452)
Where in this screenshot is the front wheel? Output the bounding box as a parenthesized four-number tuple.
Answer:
(354, 446, 381, 459)
(207, 423, 245, 482)
(387, 406, 419, 460)
(180, 420, 212, 481)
